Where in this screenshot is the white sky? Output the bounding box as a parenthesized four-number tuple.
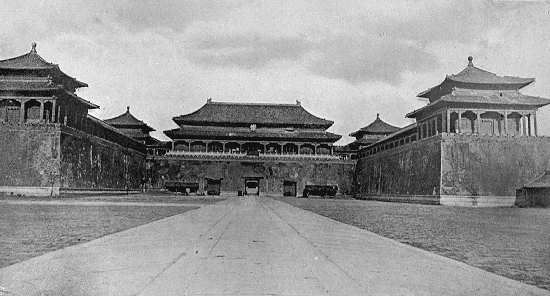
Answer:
(1, 0, 549, 144)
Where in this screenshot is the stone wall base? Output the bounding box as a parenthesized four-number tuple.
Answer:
(0, 186, 59, 197)
(355, 194, 440, 205)
(439, 195, 516, 207)
(354, 194, 516, 207)
(59, 188, 142, 196)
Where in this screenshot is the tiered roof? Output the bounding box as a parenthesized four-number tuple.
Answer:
(418, 56, 534, 102)
(104, 106, 155, 132)
(0, 42, 87, 88)
(167, 100, 341, 143)
(408, 56, 550, 119)
(104, 107, 159, 145)
(0, 43, 98, 109)
(173, 100, 333, 128)
(349, 114, 400, 137)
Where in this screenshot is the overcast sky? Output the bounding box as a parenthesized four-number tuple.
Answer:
(1, 0, 550, 143)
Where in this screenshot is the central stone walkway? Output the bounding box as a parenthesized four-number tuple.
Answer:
(0, 196, 548, 296)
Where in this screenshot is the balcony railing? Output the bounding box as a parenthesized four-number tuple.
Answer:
(164, 150, 347, 161)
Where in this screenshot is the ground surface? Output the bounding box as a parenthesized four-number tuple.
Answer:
(0, 202, 198, 268)
(0, 196, 547, 296)
(279, 197, 550, 290)
(0, 192, 226, 204)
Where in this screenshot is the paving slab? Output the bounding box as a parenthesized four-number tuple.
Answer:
(0, 196, 548, 296)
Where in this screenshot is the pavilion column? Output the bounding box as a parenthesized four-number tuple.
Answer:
(188, 142, 191, 151)
(205, 142, 209, 152)
(171, 141, 175, 151)
(533, 112, 538, 137)
(503, 111, 508, 136)
(522, 114, 527, 136)
(52, 100, 57, 123)
(438, 112, 445, 133)
(518, 112, 523, 136)
(39, 100, 44, 123)
(446, 109, 451, 133)
(297, 144, 301, 155)
(527, 114, 532, 136)
(222, 142, 226, 153)
(426, 122, 429, 136)
(19, 100, 26, 124)
(457, 110, 462, 134)
(314, 145, 317, 155)
(475, 111, 481, 134)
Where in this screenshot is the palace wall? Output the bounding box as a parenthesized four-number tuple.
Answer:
(354, 135, 442, 204)
(148, 157, 355, 196)
(0, 123, 61, 196)
(440, 134, 550, 206)
(354, 133, 550, 206)
(0, 124, 146, 196)
(59, 126, 146, 192)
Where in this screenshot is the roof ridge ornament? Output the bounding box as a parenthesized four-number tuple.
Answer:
(207, 97, 212, 103)
(31, 42, 37, 53)
(126, 106, 130, 113)
(376, 113, 380, 119)
(296, 99, 301, 106)
(468, 56, 474, 67)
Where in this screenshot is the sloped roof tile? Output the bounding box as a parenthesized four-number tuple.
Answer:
(104, 107, 155, 132)
(0, 43, 87, 88)
(173, 100, 333, 128)
(349, 114, 400, 137)
(418, 56, 534, 100)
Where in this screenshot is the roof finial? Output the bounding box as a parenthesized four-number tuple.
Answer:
(468, 56, 473, 67)
(376, 113, 380, 119)
(207, 97, 212, 103)
(31, 42, 37, 53)
(296, 99, 301, 106)
(126, 106, 130, 113)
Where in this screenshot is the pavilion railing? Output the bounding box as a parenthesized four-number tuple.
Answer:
(164, 150, 347, 160)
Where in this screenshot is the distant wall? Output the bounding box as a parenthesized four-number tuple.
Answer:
(59, 126, 146, 191)
(440, 134, 550, 197)
(354, 133, 550, 206)
(354, 135, 441, 202)
(148, 157, 355, 196)
(0, 123, 61, 195)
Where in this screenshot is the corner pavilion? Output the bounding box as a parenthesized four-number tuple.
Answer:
(355, 56, 550, 207)
(407, 56, 547, 139)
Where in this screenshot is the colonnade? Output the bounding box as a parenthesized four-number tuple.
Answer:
(0, 97, 60, 124)
(418, 108, 538, 140)
(171, 140, 334, 155)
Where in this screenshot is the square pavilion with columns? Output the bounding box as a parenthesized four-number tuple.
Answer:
(355, 56, 550, 207)
(407, 56, 549, 139)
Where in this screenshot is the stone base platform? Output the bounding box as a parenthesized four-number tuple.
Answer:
(440, 195, 516, 207)
(355, 194, 516, 207)
(0, 186, 59, 197)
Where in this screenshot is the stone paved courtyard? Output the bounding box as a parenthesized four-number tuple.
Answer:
(0, 200, 198, 268)
(279, 197, 550, 290)
(0, 195, 547, 296)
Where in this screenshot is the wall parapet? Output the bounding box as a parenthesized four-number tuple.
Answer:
(163, 150, 352, 163)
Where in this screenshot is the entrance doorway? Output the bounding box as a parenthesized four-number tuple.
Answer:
(206, 178, 221, 195)
(283, 181, 297, 197)
(244, 178, 260, 195)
